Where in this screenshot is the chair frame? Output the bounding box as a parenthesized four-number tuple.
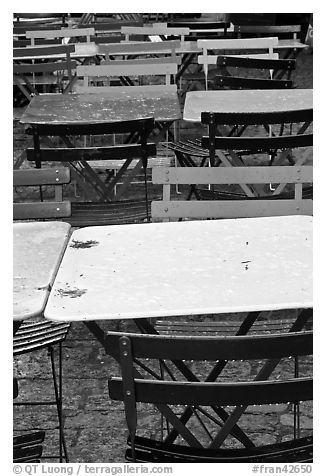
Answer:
(107, 330, 312, 462)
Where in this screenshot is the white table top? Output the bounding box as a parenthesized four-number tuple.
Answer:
(44, 216, 312, 322)
(13, 221, 71, 321)
(183, 89, 313, 122)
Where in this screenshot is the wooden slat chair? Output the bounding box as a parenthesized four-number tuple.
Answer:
(13, 167, 71, 462)
(100, 40, 182, 63)
(25, 27, 95, 46)
(233, 25, 304, 59)
(121, 24, 191, 43)
(167, 20, 231, 39)
(74, 60, 178, 168)
(215, 56, 296, 88)
(26, 118, 159, 227)
(13, 44, 77, 103)
(13, 167, 71, 220)
(151, 165, 313, 220)
(107, 331, 313, 462)
(13, 431, 46, 463)
(165, 108, 313, 200)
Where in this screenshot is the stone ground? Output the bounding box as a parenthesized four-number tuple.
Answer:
(13, 48, 313, 463)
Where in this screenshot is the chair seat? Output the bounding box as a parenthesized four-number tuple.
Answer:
(155, 315, 313, 336)
(13, 431, 45, 463)
(125, 435, 313, 463)
(67, 199, 158, 227)
(13, 319, 70, 355)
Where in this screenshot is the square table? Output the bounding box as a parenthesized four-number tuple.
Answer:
(20, 88, 181, 200)
(13, 221, 71, 330)
(44, 215, 312, 345)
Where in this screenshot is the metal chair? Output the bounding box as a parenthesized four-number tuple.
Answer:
(107, 330, 313, 462)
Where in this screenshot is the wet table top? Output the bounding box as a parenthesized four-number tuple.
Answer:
(14, 222, 71, 321)
(44, 215, 312, 322)
(183, 89, 313, 122)
(20, 87, 181, 125)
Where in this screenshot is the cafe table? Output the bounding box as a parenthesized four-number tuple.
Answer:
(20, 87, 181, 200)
(13, 221, 71, 333)
(183, 88, 313, 122)
(44, 215, 312, 346)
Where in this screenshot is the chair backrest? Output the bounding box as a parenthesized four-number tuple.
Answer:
(13, 168, 71, 220)
(100, 40, 181, 62)
(75, 60, 178, 93)
(215, 56, 296, 89)
(26, 27, 95, 45)
(121, 24, 190, 42)
(107, 330, 312, 447)
(197, 37, 279, 88)
(13, 44, 77, 100)
(151, 165, 313, 220)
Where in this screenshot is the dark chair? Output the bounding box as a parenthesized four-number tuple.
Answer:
(26, 118, 157, 226)
(13, 167, 71, 462)
(215, 56, 296, 88)
(13, 44, 77, 104)
(107, 330, 313, 462)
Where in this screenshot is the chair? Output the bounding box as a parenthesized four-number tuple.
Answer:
(13, 44, 77, 103)
(215, 56, 296, 89)
(26, 118, 158, 226)
(13, 167, 71, 462)
(25, 27, 95, 46)
(196, 37, 279, 90)
(233, 24, 305, 59)
(74, 60, 178, 91)
(13, 167, 71, 220)
(151, 164, 312, 220)
(13, 432, 46, 463)
(107, 330, 312, 462)
(100, 40, 181, 64)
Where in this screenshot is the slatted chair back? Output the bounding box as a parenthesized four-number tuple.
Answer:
(100, 40, 182, 63)
(13, 44, 77, 101)
(13, 168, 71, 220)
(215, 56, 296, 89)
(26, 118, 157, 225)
(107, 330, 312, 461)
(75, 61, 178, 93)
(197, 37, 279, 89)
(151, 165, 312, 220)
(152, 106, 313, 220)
(121, 24, 190, 42)
(26, 27, 95, 45)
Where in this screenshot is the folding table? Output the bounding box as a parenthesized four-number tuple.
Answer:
(20, 88, 181, 200)
(13, 221, 71, 332)
(43, 215, 312, 447)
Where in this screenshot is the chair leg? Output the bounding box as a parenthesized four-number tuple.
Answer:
(48, 344, 69, 462)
